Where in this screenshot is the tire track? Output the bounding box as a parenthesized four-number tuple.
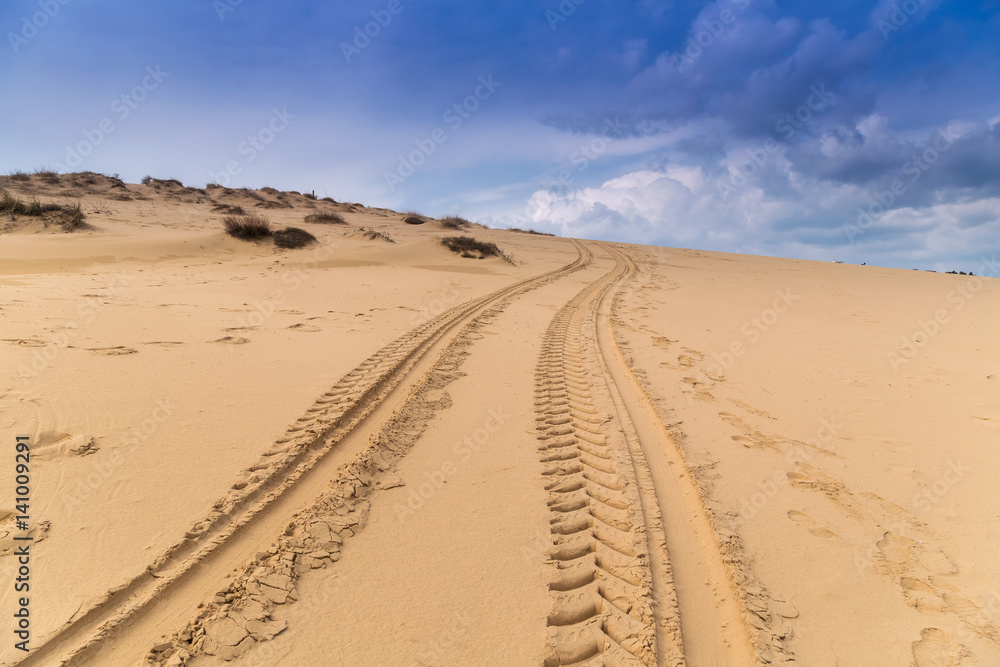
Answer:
(17, 242, 592, 667)
(596, 243, 780, 665)
(534, 246, 674, 666)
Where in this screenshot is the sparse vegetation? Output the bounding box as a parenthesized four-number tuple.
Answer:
(60, 202, 85, 231)
(144, 177, 184, 188)
(33, 169, 60, 184)
(321, 196, 336, 203)
(273, 226, 317, 249)
(357, 227, 394, 243)
(304, 212, 347, 224)
(254, 199, 294, 209)
(440, 235, 510, 261)
(223, 212, 272, 239)
(403, 214, 426, 225)
(212, 203, 246, 214)
(0, 189, 84, 231)
(240, 187, 264, 201)
(508, 227, 555, 236)
(88, 199, 116, 215)
(440, 216, 470, 230)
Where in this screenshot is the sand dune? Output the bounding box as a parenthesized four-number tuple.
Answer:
(1, 172, 998, 666)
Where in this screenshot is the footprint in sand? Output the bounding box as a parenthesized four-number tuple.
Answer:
(2, 338, 47, 347)
(32, 432, 99, 460)
(730, 399, 776, 420)
(287, 323, 321, 332)
(211, 336, 250, 345)
(901, 578, 948, 613)
(223, 326, 258, 332)
(87, 346, 137, 356)
(787, 510, 839, 539)
(875, 531, 958, 576)
(651, 336, 676, 352)
(0, 517, 50, 556)
(911, 627, 968, 667)
(930, 576, 997, 632)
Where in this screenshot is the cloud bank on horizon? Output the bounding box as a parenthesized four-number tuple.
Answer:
(2, 0, 998, 270)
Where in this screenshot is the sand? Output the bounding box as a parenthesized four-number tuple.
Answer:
(0, 172, 997, 666)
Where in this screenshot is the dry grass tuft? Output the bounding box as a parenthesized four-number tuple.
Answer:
(440, 235, 510, 262)
(273, 226, 317, 249)
(223, 212, 272, 239)
(304, 212, 347, 224)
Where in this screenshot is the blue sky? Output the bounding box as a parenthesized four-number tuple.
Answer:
(2, 0, 999, 270)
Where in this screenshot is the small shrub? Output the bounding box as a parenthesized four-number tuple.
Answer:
(34, 169, 60, 184)
(508, 227, 555, 236)
(8, 170, 29, 182)
(357, 227, 394, 243)
(150, 178, 183, 187)
(0, 191, 60, 217)
(304, 212, 346, 224)
(403, 215, 426, 225)
(321, 196, 336, 203)
(223, 212, 272, 239)
(0, 191, 25, 215)
(440, 235, 509, 261)
(212, 203, 245, 214)
(141, 175, 152, 185)
(440, 216, 470, 230)
(254, 199, 293, 209)
(60, 203, 85, 231)
(0, 189, 86, 230)
(304, 191, 317, 200)
(240, 187, 264, 201)
(273, 227, 317, 249)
